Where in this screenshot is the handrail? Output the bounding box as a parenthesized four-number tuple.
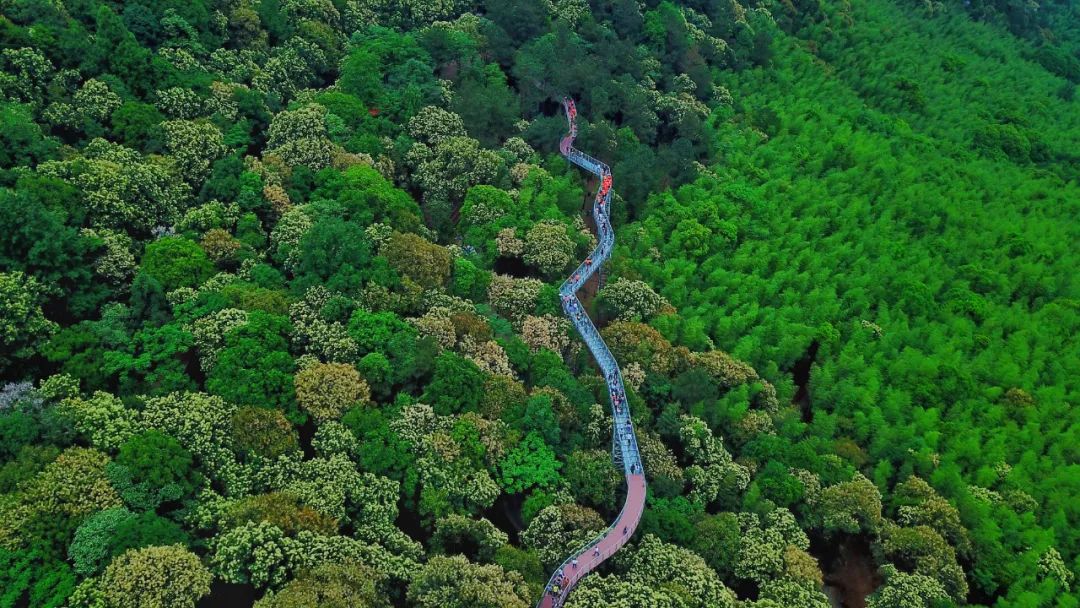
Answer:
(535, 98, 649, 608)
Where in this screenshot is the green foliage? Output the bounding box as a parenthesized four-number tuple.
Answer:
(451, 62, 519, 147)
(309, 165, 423, 233)
(111, 430, 203, 509)
(493, 543, 545, 596)
(232, 406, 300, 461)
(498, 432, 562, 494)
(563, 449, 622, 512)
(0, 103, 57, 176)
(347, 309, 416, 355)
(689, 513, 741, 580)
(103, 321, 197, 396)
(0, 444, 60, 494)
(68, 508, 189, 575)
(0, 271, 57, 371)
(347, 308, 435, 387)
(110, 101, 165, 152)
(421, 352, 486, 415)
(341, 407, 414, 482)
(338, 49, 383, 106)
(206, 312, 299, 422)
(508, 393, 556, 448)
(450, 257, 490, 302)
(2, 0, 1078, 606)
(638, 495, 703, 546)
(0, 408, 38, 459)
(0, 189, 103, 318)
(0, 546, 74, 608)
(140, 237, 214, 291)
(291, 218, 374, 295)
(357, 353, 393, 401)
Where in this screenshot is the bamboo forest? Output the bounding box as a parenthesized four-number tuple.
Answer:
(0, 0, 1077, 607)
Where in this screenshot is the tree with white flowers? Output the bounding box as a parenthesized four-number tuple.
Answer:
(408, 135, 504, 205)
(523, 220, 574, 277)
(407, 555, 531, 608)
(866, 565, 951, 608)
(162, 119, 226, 184)
(624, 534, 737, 608)
(99, 545, 211, 608)
(521, 503, 605, 568)
(597, 277, 672, 321)
(266, 104, 337, 171)
(295, 362, 371, 422)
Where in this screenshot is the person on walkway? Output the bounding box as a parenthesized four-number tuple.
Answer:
(572, 559, 578, 569)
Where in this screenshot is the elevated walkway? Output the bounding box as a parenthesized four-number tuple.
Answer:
(536, 98, 649, 608)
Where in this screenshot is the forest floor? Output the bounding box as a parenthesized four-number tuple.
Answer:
(577, 179, 603, 313)
(817, 535, 881, 608)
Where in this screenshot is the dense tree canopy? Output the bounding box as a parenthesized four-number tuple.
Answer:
(0, 0, 1076, 607)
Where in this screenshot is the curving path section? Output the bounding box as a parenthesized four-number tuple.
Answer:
(536, 98, 648, 608)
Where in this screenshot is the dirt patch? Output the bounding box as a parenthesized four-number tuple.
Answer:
(199, 582, 257, 608)
(494, 255, 532, 278)
(485, 493, 525, 543)
(815, 534, 882, 608)
(574, 182, 603, 313)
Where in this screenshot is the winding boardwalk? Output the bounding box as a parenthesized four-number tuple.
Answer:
(536, 98, 648, 608)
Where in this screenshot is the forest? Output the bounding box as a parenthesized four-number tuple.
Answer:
(0, 0, 1077, 607)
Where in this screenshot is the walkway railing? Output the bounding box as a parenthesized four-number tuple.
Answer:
(535, 98, 649, 608)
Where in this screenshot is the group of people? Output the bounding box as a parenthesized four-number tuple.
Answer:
(562, 294, 581, 317)
(609, 373, 625, 416)
(562, 295, 591, 330)
(546, 560, 579, 606)
(606, 372, 645, 473)
(609, 375, 639, 466)
(599, 173, 612, 198)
